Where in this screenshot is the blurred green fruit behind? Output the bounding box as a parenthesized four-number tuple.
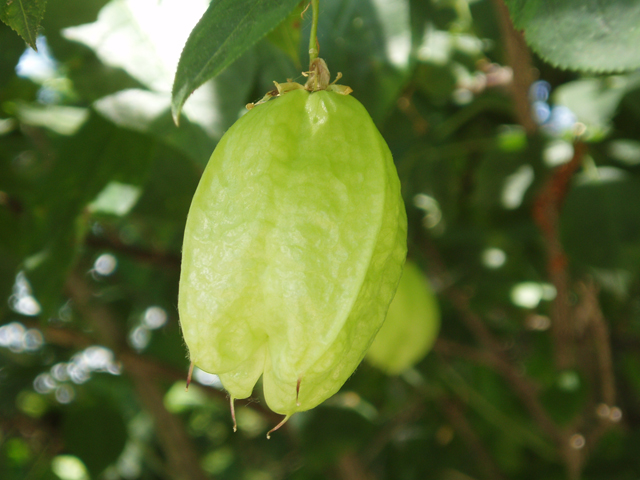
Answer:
(366, 261, 440, 375)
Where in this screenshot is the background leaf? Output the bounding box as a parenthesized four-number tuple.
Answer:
(267, 2, 305, 69)
(561, 174, 640, 269)
(19, 111, 154, 316)
(505, 0, 640, 72)
(553, 74, 640, 134)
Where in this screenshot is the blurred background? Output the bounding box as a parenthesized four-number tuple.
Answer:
(2, 0, 640, 479)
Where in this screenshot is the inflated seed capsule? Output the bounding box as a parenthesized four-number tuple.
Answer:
(179, 61, 406, 435)
(366, 261, 440, 375)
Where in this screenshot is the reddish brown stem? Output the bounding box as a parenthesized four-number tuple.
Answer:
(532, 141, 587, 369)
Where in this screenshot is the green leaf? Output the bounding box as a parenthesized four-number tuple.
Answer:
(553, 74, 640, 134)
(266, 2, 305, 69)
(62, 403, 127, 477)
(0, 0, 47, 50)
(0, 21, 29, 90)
(505, 0, 640, 72)
(171, 0, 302, 124)
(25, 111, 154, 315)
(561, 173, 640, 269)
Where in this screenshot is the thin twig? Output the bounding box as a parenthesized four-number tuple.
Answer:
(85, 234, 181, 270)
(440, 399, 508, 480)
(491, 0, 537, 134)
(434, 339, 561, 444)
(576, 280, 619, 450)
(419, 236, 564, 444)
(33, 322, 281, 423)
(362, 399, 425, 464)
(532, 141, 587, 369)
(128, 370, 210, 480)
(443, 289, 506, 355)
(581, 281, 616, 407)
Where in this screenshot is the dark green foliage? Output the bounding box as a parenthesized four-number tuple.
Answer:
(62, 403, 128, 477)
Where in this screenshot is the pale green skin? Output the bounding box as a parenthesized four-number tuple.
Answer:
(179, 88, 407, 416)
(366, 261, 440, 375)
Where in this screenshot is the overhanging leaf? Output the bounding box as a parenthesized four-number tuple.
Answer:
(0, 0, 47, 50)
(505, 0, 640, 72)
(171, 0, 302, 124)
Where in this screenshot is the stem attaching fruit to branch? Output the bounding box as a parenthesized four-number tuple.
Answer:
(308, 0, 320, 66)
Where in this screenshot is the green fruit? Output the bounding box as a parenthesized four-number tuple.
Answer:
(366, 261, 440, 375)
(179, 83, 407, 421)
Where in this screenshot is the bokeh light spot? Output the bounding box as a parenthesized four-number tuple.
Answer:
(94, 253, 117, 276)
(51, 455, 89, 480)
(143, 306, 167, 329)
(502, 165, 534, 210)
(129, 325, 151, 351)
(9, 272, 41, 316)
(482, 248, 506, 269)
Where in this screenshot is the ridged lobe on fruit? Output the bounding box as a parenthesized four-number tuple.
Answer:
(366, 261, 440, 375)
(179, 88, 406, 415)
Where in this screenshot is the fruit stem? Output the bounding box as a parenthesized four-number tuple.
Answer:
(308, 0, 320, 67)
